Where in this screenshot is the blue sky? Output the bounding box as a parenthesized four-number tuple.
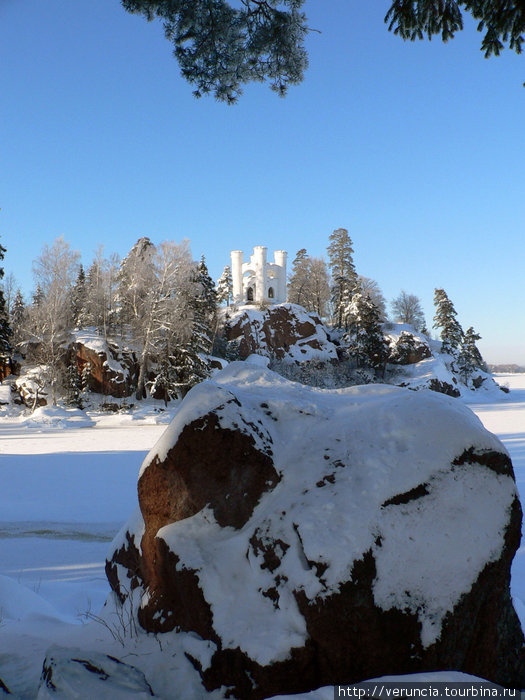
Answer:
(1, 0, 524, 363)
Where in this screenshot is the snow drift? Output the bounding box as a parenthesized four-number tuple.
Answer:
(106, 362, 524, 698)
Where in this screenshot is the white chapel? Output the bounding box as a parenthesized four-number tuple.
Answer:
(231, 246, 287, 305)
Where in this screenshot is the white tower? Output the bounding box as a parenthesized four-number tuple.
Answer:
(230, 246, 287, 305)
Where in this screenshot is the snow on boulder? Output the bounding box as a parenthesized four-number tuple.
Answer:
(36, 646, 154, 699)
(22, 405, 95, 428)
(223, 303, 338, 363)
(107, 362, 524, 698)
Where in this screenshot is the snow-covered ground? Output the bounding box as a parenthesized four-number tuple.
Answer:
(0, 376, 524, 697)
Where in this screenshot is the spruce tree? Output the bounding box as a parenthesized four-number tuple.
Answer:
(11, 289, 25, 347)
(65, 362, 84, 409)
(192, 256, 218, 360)
(327, 228, 358, 328)
(71, 264, 87, 328)
(433, 288, 464, 354)
(344, 292, 389, 371)
(0, 239, 12, 358)
(216, 265, 233, 306)
(196, 256, 218, 334)
(288, 248, 310, 307)
(457, 326, 487, 383)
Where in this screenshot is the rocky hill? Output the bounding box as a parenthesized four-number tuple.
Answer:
(2, 304, 504, 410)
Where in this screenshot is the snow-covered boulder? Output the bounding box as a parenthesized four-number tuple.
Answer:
(37, 646, 154, 699)
(15, 365, 49, 407)
(223, 303, 338, 363)
(106, 363, 524, 698)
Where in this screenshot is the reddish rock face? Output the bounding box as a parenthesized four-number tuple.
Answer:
(69, 341, 136, 398)
(106, 368, 525, 698)
(224, 303, 337, 361)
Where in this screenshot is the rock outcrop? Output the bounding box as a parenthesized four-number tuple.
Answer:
(68, 333, 137, 398)
(388, 330, 432, 365)
(223, 303, 338, 363)
(107, 363, 524, 698)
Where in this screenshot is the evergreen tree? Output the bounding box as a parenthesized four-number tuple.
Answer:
(0, 239, 12, 358)
(192, 256, 218, 361)
(162, 256, 218, 399)
(32, 284, 45, 307)
(344, 292, 389, 371)
(433, 288, 464, 354)
(216, 265, 233, 306)
(11, 289, 25, 347)
(327, 228, 358, 328)
(196, 256, 218, 336)
(65, 362, 84, 409)
(123, 0, 308, 103)
(457, 326, 487, 382)
(359, 276, 387, 322)
(71, 264, 87, 328)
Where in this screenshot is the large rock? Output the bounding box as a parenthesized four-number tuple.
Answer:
(223, 303, 338, 363)
(107, 363, 524, 698)
(388, 331, 432, 365)
(68, 332, 137, 398)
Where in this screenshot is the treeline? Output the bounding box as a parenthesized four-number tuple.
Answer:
(280, 228, 487, 380)
(0, 228, 488, 403)
(0, 236, 218, 403)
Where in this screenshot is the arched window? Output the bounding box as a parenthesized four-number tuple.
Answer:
(247, 286, 254, 302)
(268, 287, 274, 299)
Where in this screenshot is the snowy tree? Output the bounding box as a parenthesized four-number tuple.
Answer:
(288, 249, 310, 308)
(457, 326, 487, 383)
(0, 239, 12, 359)
(307, 257, 331, 317)
(216, 265, 233, 306)
(391, 290, 425, 330)
(71, 264, 87, 328)
(327, 228, 358, 328)
(116, 237, 155, 336)
(134, 240, 195, 400)
(10, 289, 25, 348)
(288, 251, 329, 316)
(196, 256, 218, 338)
(28, 236, 80, 404)
(65, 362, 84, 409)
(32, 284, 45, 308)
(288, 250, 330, 316)
(1, 272, 18, 318)
(84, 248, 120, 337)
(433, 288, 464, 354)
(344, 292, 389, 371)
(358, 276, 387, 322)
(157, 256, 218, 400)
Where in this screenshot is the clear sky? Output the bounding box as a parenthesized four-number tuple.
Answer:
(1, 0, 524, 364)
